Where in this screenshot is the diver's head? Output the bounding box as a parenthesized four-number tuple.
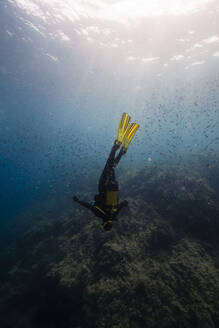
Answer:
(101, 220, 113, 231)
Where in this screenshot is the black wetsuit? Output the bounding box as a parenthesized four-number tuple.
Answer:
(75, 143, 128, 223)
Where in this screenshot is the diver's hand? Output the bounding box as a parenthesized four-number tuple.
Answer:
(73, 196, 79, 202)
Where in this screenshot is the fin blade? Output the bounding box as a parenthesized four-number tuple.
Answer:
(122, 123, 139, 152)
(116, 113, 131, 146)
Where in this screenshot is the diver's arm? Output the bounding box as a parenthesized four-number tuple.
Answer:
(73, 196, 93, 210)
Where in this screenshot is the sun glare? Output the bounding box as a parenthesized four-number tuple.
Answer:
(11, 0, 214, 22)
(94, 0, 213, 20)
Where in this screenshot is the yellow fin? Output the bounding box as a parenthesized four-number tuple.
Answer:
(115, 113, 131, 146)
(122, 123, 139, 152)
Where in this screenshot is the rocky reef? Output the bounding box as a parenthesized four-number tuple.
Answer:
(1, 159, 219, 328)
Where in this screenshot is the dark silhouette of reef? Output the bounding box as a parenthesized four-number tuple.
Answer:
(1, 157, 219, 328)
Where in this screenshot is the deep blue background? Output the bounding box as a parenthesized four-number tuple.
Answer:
(0, 0, 219, 225)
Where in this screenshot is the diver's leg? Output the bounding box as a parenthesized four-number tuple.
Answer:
(114, 148, 125, 168)
(98, 162, 115, 194)
(98, 143, 118, 194)
(105, 142, 120, 168)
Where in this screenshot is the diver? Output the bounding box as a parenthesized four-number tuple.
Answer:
(73, 113, 139, 231)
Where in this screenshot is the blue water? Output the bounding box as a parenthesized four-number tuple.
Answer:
(0, 0, 219, 227)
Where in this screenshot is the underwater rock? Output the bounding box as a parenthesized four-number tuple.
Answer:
(124, 166, 219, 245)
(1, 163, 219, 327)
(146, 219, 176, 250)
(49, 218, 219, 328)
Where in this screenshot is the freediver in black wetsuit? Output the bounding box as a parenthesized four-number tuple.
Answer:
(73, 113, 139, 231)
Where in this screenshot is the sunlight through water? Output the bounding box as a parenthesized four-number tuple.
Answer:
(10, 0, 215, 22)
